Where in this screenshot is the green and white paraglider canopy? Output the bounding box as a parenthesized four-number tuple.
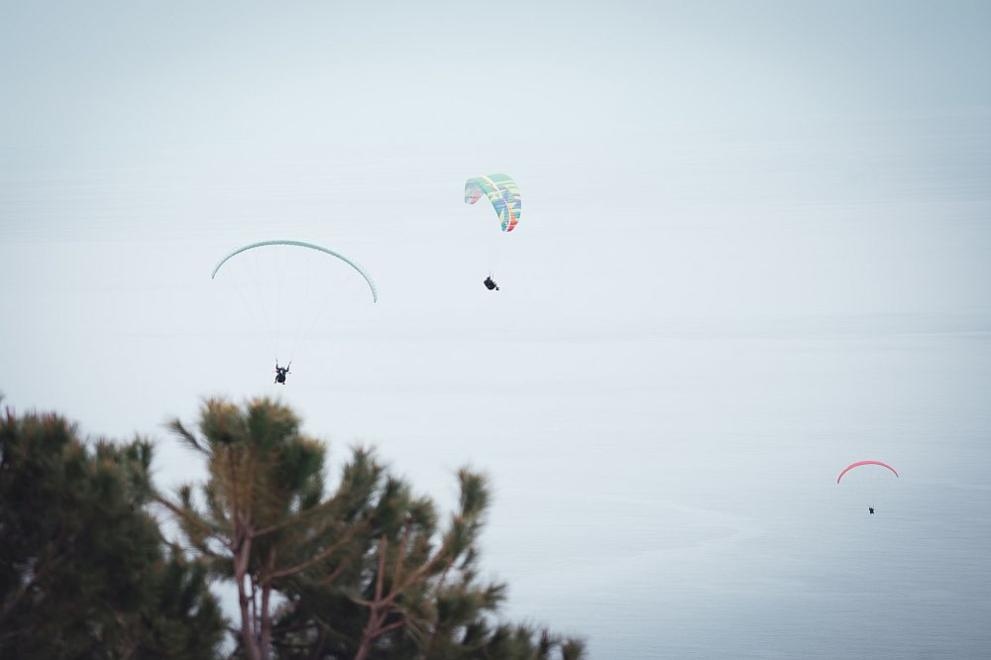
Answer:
(211, 240, 378, 303)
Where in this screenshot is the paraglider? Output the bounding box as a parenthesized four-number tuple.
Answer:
(211, 240, 377, 383)
(836, 460, 899, 516)
(465, 174, 521, 289)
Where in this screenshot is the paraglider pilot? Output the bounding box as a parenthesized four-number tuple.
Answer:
(275, 361, 291, 384)
(483, 276, 500, 291)
(868, 506, 875, 516)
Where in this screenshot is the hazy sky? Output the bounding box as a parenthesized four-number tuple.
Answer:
(2, 2, 990, 657)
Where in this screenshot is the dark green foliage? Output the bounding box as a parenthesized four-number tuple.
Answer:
(162, 398, 370, 660)
(0, 407, 225, 659)
(1, 395, 586, 660)
(165, 397, 585, 660)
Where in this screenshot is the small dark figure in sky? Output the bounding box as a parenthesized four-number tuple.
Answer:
(483, 276, 499, 291)
(275, 361, 291, 385)
(868, 506, 875, 515)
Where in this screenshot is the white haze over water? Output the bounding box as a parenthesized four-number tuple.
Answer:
(2, 1, 990, 657)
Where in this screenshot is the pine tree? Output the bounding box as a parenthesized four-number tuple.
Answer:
(160, 397, 382, 660)
(160, 397, 585, 660)
(0, 405, 224, 659)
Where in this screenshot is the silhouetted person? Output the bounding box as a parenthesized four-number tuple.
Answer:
(868, 506, 875, 515)
(483, 276, 499, 291)
(275, 361, 291, 384)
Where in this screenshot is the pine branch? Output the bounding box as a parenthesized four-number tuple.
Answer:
(154, 494, 232, 550)
(167, 418, 208, 454)
(268, 526, 361, 580)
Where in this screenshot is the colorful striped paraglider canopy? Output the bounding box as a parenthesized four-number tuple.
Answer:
(464, 173, 522, 232)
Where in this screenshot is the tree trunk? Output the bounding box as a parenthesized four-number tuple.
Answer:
(235, 535, 260, 660)
(258, 548, 277, 660)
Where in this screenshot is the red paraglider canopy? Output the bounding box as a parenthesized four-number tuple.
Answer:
(836, 460, 899, 484)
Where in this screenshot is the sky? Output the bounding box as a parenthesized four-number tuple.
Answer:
(2, 1, 990, 657)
